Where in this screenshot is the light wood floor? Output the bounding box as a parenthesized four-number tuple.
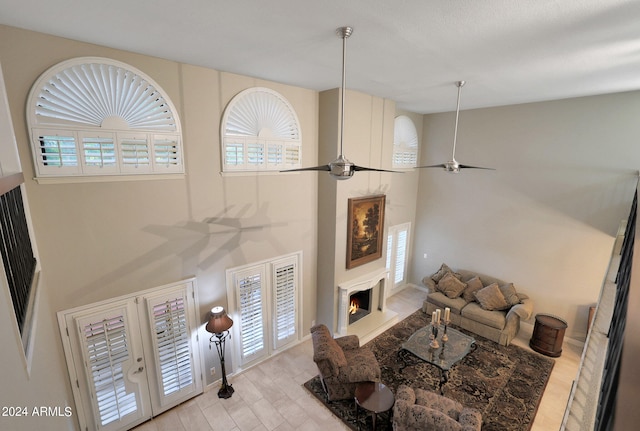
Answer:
(133, 286, 582, 431)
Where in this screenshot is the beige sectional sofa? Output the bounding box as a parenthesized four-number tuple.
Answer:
(422, 264, 533, 346)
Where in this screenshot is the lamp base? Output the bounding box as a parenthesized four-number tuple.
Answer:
(218, 383, 234, 399)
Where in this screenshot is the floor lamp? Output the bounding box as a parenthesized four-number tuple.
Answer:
(206, 306, 235, 399)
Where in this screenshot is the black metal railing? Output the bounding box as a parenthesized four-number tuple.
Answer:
(0, 183, 36, 333)
(595, 187, 637, 430)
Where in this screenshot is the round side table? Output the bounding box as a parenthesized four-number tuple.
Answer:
(529, 314, 568, 357)
(354, 381, 394, 430)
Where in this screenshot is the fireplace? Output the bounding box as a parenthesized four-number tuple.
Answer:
(336, 268, 393, 337)
(349, 288, 372, 325)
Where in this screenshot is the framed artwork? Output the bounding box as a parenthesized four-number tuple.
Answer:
(346, 194, 386, 269)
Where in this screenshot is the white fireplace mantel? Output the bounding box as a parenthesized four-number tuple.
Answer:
(336, 268, 389, 336)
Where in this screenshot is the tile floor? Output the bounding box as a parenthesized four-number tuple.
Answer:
(133, 286, 582, 431)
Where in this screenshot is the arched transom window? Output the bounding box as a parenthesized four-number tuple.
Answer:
(393, 115, 418, 168)
(27, 57, 184, 182)
(221, 87, 301, 173)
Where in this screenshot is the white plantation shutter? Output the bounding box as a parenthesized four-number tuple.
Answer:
(27, 57, 184, 180)
(221, 87, 302, 172)
(153, 135, 182, 172)
(387, 223, 411, 288)
(75, 304, 150, 431)
(395, 229, 408, 284)
(273, 257, 298, 349)
(393, 116, 419, 168)
(227, 251, 301, 369)
(235, 266, 268, 364)
(81, 133, 118, 173)
(144, 288, 202, 410)
(153, 299, 192, 397)
(37, 131, 79, 172)
(120, 134, 151, 172)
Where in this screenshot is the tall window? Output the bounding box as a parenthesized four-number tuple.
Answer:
(386, 223, 411, 288)
(221, 87, 302, 173)
(226, 251, 301, 369)
(26, 57, 184, 182)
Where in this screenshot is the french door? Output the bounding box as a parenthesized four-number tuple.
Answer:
(58, 278, 203, 431)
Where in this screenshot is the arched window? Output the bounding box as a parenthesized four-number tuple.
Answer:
(220, 87, 301, 172)
(393, 115, 418, 168)
(27, 57, 184, 182)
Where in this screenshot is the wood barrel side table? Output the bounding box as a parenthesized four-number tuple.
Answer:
(529, 314, 568, 357)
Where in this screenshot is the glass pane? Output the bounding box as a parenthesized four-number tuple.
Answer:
(39, 135, 78, 166)
(83, 137, 116, 167)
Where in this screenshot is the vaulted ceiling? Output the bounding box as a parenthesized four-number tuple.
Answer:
(1, 0, 639, 113)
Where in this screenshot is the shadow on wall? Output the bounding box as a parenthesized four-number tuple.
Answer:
(67, 203, 292, 303)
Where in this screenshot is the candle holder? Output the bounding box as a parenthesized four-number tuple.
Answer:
(441, 319, 451, 342)
(429, 324, 440, 349)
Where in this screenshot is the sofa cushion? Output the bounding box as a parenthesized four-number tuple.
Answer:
(474, 283, 509, 311)
(432, 263, 455, 283)
(462, 276, 483, 303)
(427, 292, 467, 315)
(499, 283, 521, 306)
(437, 272, 467, 299)
(461, 302, 507, 330)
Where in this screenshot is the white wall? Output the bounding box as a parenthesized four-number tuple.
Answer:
(411, 92, 640, 340)
(0, 59, 75, 431)
(0, 24, 319, 430)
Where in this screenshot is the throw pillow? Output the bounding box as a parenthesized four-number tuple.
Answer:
(431, 263, 453, 283)
(499, 283, 521, 306)
(474, 282, 510, 311)
(462, 276, 483, 302)
(437, 272, 467, 299)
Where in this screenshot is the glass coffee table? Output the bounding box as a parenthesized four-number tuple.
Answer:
(398, 325, 475, 394)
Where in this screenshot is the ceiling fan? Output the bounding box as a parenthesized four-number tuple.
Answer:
(417, 81, 495, 173)
(282, 26, 400, 180)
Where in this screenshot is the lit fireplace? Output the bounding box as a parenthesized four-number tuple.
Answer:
(349, 300, 358, 315)
(349, 289, 372, 325)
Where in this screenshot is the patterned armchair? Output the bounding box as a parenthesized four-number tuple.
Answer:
(310, 324, 381, 401)
(393, 385, 482, 431)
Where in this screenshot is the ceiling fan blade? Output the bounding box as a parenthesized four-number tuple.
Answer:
(353, 165, 403, 173)
(415, 164, 448, 169)
(458, 164, 496, 170)
(280, 165, 331, 173)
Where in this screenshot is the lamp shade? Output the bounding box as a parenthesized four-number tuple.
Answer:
(206, 306, 233, 334)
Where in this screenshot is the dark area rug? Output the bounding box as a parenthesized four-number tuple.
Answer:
(303, 309, 555, 430)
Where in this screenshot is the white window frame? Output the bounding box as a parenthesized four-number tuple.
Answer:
(220, 87, 302, 174)
(392, 115, 419, 168)
(226, 251, 302, 371)
(26, 57, 184, 183)
(386, 222, 411, 289)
